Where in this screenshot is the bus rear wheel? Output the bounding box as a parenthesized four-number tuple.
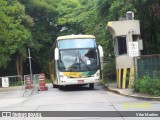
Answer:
(89, 83, 94, 89)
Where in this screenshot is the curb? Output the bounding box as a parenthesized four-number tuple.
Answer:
(105, 85, 160, 101)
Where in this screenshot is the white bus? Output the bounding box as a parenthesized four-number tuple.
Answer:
(49, 35, 103, 90)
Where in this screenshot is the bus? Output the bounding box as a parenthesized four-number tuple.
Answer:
(49, 35, 103, 90)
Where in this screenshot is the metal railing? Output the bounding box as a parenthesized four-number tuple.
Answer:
(0, 75, 24, 98)
(134, 54, 160, 79)
(0, 73, 48, 98)
(23, 74, 40, 97)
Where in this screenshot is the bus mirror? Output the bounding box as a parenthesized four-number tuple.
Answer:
(98, 45, 104, 57)
(55, 48, 59, 60)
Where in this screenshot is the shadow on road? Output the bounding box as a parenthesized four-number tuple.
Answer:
(59, 84, 102, 92)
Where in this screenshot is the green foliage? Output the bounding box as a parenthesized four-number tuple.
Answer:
(0, 0, 32, 70)
(133, 76, 160, 96)
(109, 0, 136, 20)
(103, 57, 116, 82)
(20, 0, 59, 73)
(56, 0, 87, 35)
(133, 0, 160, 54)
(57, 0, 80, 25)
(45, 78, 52, 83)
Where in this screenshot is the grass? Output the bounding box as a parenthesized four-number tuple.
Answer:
(132, 76, 160, 96)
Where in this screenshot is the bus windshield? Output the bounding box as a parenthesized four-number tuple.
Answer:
(58, 39, 97, 49)
(58, 49, 99, 72)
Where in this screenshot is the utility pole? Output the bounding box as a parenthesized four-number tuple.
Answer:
(28, 48, 32, 80)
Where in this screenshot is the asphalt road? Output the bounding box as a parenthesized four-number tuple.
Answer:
(0, 84, 160, 120)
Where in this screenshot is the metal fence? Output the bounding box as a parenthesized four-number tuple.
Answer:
(0, 74, 41, 98)
(0, 73, 48, 98)
(23, 74, 40, 96)
(0, 75, 24, 98)
(134, 54, 160, 79)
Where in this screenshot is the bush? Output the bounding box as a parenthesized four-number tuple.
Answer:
(133, 76, 160, 96)
(102, 57, 116, 83)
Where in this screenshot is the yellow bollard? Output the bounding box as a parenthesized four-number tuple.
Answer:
(122, 68, 127, 89)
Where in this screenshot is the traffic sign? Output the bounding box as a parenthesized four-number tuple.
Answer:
(2, 77, 9, 87)
(129, 42, 138, 57)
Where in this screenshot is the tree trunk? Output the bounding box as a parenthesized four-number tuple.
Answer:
(16, 53, 23, 81)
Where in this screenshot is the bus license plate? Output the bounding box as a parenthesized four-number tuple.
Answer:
(78, 80, 84, 83)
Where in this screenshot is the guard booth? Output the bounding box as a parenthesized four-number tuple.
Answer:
(107, 12, 143, 89)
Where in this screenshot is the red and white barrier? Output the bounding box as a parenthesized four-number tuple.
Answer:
(25, 75, 33, 89)
(38, 73, 48, 91)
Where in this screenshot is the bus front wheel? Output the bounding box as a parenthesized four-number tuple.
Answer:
(53, 84, 58, 88)
(58, 86, 64, 90)
(89, 83, 94, 89)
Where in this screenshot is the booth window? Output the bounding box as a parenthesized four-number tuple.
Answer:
(117, 37, 127, 55)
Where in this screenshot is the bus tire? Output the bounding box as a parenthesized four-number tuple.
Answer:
(89, 83, 94, 89)
(53, 84, 58, 88)
(58, 86, 63, 90)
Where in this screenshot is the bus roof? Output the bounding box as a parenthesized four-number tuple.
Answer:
(57, 35, 95, 40)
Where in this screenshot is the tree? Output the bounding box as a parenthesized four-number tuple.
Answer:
(57, 0, 84, 35)
(0, 0, 33, 76)
(132, 0, 160, 54)
(19, 0, 60, 74)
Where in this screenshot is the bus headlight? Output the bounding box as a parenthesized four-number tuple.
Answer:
(97, 73, 100, 76)
(91, 73, 100, 77)
(60, 75, 63, 78)
(63, 76, 69, 79)
(60, 75, 70, 79)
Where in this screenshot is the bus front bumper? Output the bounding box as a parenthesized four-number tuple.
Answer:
(59, 76, 100, 86)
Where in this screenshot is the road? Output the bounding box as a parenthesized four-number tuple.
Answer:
(0, 84, 160, 120)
